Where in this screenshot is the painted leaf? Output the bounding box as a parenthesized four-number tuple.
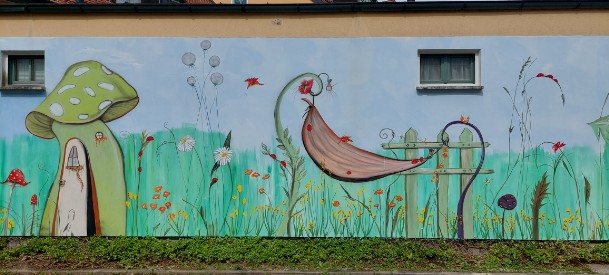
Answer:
(588, 115, 609, 143)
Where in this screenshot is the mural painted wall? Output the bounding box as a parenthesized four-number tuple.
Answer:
(1, 36, 609, 239)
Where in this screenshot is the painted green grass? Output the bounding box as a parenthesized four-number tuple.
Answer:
(0, 125, 608, 239)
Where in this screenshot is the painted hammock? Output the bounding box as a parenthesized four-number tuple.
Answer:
(301, 98, 427, 183)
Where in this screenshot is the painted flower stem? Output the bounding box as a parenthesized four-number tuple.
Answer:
(440, 120, 485, 239)
(4, 184, 15, 236)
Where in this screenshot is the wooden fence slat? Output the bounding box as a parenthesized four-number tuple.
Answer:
(382, 142, 490, 149)
(436, 131, 449, 238)
(459, 128, 474, 239)
(404, 128, 419, 238)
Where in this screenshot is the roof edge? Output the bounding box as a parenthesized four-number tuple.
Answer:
(0, 1, 608, 13)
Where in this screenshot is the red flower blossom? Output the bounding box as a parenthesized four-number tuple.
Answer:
(546, 74, 554, 80)
(395, 195, 403, 202)
(270, 154, 277, 159)
(146, 136, 154, 142)
(141, 203, 147, 209)
(374, 203, 380, 208)
(150, 203, 157, 210)
(346, 171, 352, 175)
(138, 167, 142, 173)
(159, 206, 167, 213)
(30, 194, 38, 205)
(374, 189, 383, 195)
(298, 79, 314, 95)
(152, 194, 160, 200)
(411, 159, 419, 164)
(552, 141, 566, 153)
(165, 201, 172, 208)
(306, 124, 312, 132)
(280, 161, 287, 167)
(333, 200, 340, 207)
(138, 151, 143, 157)
(258, 188, 265, 194)
(163, 191, 170, 197)
(554, 78, 559, 84)
(211, 178, 218, 185)
(154, 186, 163, 192)
(536, 73, 545, 77)
(389, 202, 397, 208)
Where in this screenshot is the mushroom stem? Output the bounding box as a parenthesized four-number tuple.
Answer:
(4, 184, 15, 236)
(30, 205, 35, 236)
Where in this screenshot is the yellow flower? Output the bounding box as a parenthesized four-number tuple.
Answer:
(127, 192, 133, 199)
(565, 208, 571, 213)
(282, 200, 286, 206)
(418, 217, 424, 223)
(428, 212, 433, 217)
(320, 198, 325, 204)
(309, 222, 314, 228)
(7, 219, 14, 230)
(242, 198, 247, 205)
(237, 185, 242, 193)
(133, 194, 138, 200)
(281, 211, 285, 216)
(235, 209, 239, 215)
(125, 201, 131, 208)
(421, 208, 426, 214)
(230, 213, 235, 219)
(569, 227, 574, 233)
(231, 196, 237, 200)
(306, 184, 311, 190)
(0, 208, 6, 213)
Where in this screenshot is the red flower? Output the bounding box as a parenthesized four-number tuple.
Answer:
(536, 73, 545, 77)
(552, 141, 566, 153)
(258, 188, 265, 194)
(546, 74, 554, 80)
(553, 78, 559, 84)
(374, 189, 383, 195)
(163, 191, 170, 197)
(389, 202, 397, 208)
(411, 159, 419, 164)
(138, 151, 143, 157)
(333, 200, 340, 207)
(280, 161, 287, 167)
(306, 124, 312, 132)
(141, 203, 147, 209)
(154, 186, 163, 192)
(146, 136, 154, 142)
(159, 206, 167, 213)
(395, 195, 403, 202)
(138, 167, 142, 173)
(30, 194, 38, 205)
(270, 154, 277, 159)
(298, 79, 314, 95)
(346, 171, 352, 175)
(374, 203, 380, 208)
(152, 194, 160, 200)
(165, 201, 172, 208)
(211, 178, 218, 184)
(150, 203, 157, 210)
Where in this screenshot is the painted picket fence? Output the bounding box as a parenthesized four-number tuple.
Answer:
(382, 128, 493, 239)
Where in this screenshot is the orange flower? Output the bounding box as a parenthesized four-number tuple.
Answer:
(258, 188, 265, 194)
(251, 172, 260, 178)
(395, 195, 403, 202)
(374, 203, 380, 208)
(141, 203, 147, 209)
(262, 174, 270, 180)
(163, 191, 170, 197)
(150, 203, 157, 210)
(374, 189, 383, 195)
(389, 202, 397, 208)
(244, 169, 253, 175)
(154, 186, 163, 192)
(333, 200, 340, 207)
(152, 194, 160, 200)
(169, 213, 176, 220)
(165, 201, 172, 208)
(438, 164, 445, 169)
(159, 206, 167, 213)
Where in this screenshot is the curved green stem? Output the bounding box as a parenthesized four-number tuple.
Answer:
(274, 73, 323, 237)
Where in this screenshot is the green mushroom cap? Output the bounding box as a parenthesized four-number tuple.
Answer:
(26, 60, 139, 139)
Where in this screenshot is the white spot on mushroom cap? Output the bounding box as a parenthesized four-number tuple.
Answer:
(69, 97, 81, 105)
(57, 84, 76, 95)
(101, 65, 113, 75)
(98, 82, 114, 91)
(73, 67, 90, 77)
(84, 87, 96, 97)
(99, 100, 112, 110)
(78, 114, 89, 120)
(49, 103, 64, 117)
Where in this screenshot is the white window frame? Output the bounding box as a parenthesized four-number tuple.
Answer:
(417, 49, 482, 90)
(1, 50, 46, 91)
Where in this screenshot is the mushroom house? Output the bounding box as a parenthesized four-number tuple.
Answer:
(25, 60, 139, 236)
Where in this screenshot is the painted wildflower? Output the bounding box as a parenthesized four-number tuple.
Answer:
(214, 146, 233, 165)
(177, 135, 196, 152)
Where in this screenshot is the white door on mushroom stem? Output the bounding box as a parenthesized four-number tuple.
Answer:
(56, 138, 89, 236)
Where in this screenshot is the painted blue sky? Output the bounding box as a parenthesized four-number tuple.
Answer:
(1, 36, 609, 153)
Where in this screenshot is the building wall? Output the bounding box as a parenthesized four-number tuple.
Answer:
(1, 8, 609, 239)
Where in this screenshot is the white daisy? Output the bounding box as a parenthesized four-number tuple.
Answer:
(214, 147, 232, 166)
(177, 135, 196, 152)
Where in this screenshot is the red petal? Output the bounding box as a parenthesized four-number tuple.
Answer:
(546, 74, 554, 79)
(536, 73, 544, 77)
